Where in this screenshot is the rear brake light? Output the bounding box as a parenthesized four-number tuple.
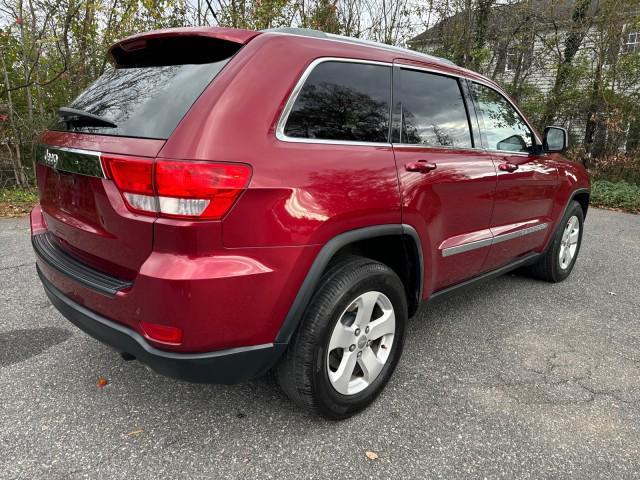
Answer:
(139, 321, 183, 345)
(104, 155, 153, 195)
(155, 161, 250, 219)
(102, 155, 251, 220)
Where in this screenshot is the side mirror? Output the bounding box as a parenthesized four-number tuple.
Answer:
(543, 126, 568, 153)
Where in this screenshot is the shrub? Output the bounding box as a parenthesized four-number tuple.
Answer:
(589, 151, 640, 185)
(590, 180, 640, 214)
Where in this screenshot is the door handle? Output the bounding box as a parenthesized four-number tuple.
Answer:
(405, 160, 437, 173)
(498, 162, 519, 172)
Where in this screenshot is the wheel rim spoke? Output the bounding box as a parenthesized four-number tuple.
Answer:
(329, 351, 358, 394)
(328, 321, 355, 351)
(367, 308, 395, 341)
(570, 217, 579, 230)
(354, 291, 379, 327)
(569, 228, 579, 245)
(358, 347, 384, 384)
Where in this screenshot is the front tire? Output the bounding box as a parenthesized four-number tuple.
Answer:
(529, 200, 584, 282)
(276, 256, 407, 419)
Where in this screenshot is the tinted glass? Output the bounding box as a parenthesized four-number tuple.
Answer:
(471, 83, 533, 152)
(394, 69, 472, 148)
(52, 61, 228, 139)
(284, 62, 391, 143)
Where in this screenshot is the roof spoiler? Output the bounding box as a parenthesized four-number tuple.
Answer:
(108, 27, 260, 68)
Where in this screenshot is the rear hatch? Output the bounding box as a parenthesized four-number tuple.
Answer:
(36, 28, 257, 278)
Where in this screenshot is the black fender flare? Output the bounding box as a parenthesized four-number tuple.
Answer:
(543, 187, 590, 253)
(274, 224, 423, 344)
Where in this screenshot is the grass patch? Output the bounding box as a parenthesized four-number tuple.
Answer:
(590, 180, 640, 214)
(0, 187, 38, 217)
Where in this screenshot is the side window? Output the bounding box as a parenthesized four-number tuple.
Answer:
(393, 69, 472, 148)
(471, 82, 533, 153)
(283, 61, 391, 143)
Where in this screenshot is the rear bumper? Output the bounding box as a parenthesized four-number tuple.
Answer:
(38, 266, 286, 384)
(30, 204, 317, 352)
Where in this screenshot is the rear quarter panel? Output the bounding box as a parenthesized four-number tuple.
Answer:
(160, 33, 402, 248)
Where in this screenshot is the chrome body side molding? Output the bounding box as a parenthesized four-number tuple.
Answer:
(441, 223, 549, 257)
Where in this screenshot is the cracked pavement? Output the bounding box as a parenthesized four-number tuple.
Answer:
(1, 208, 639, 479)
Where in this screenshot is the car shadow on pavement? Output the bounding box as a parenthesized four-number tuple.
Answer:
(0, 327, 72, 368)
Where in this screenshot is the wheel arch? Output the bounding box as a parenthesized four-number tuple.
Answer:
(275, 224, 423, 344)
(543, 187, 590, 253)
(572, 190, 590, 219)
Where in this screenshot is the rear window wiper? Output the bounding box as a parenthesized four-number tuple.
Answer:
(58, 107, 118, 128)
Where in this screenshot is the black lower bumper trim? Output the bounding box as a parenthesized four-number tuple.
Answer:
(37, 266, 286, 384)
(32, 232, 132, 296)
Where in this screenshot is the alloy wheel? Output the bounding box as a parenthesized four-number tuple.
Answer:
(559, 215, 580, 270)
(326, 291, 396, 395)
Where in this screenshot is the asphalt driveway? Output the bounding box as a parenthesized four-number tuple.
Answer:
(1, 208, 639, 479)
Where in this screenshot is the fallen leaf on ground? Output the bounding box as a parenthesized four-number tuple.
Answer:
(97, 376, 108, 388)
(365, 451, 379, 460)
(127, 428, 144, 436)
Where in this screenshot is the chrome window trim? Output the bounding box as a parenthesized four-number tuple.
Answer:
(490, 150, 533, 157)
(275, 57, 393, 147)
(278, 55, 542, 152)
(441, 223, 549, 257)
(276, 56, 542, 151)
(391, 143, 485, 153)
(36, 144, 106, 178)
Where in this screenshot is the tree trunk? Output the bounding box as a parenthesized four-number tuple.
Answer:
(472, 0, 493, 71)
(0, 48, 28, 187)
(18, 0, 34, 123)
(540, 0, 593, 127)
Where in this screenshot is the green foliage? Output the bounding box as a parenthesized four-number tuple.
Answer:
(218, 0, 298, 30)
(590, 180, 640, 213)
(306, 0, 341, 34)
(0, 186, 37, 203)
(0, 0, 193, 187)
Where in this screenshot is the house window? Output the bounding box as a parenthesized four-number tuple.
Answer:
(505, 48, 519, 72)
(623, 31, 639, 53)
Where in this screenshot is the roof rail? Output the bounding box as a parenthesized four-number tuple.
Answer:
(262, 27, 456, 66)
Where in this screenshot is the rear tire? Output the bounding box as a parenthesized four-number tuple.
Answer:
(276, 256, 407, 419)
(529, 200, 584, 282)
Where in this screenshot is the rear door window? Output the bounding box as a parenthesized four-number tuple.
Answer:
(283, 61, 391, 143)
(393, 68, 473, 148)
(52, 61, 229, 139)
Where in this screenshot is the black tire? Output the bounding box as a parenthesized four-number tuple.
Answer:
(276, 256, 407, 419)
(529, 200, 584, 282)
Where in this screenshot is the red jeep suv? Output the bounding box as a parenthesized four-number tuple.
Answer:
(31, 27, 590, 419)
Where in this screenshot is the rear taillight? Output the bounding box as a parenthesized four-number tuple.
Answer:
(102, 155, 251, 220)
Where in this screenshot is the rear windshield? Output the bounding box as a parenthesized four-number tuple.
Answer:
(52, 61, 228, 139)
